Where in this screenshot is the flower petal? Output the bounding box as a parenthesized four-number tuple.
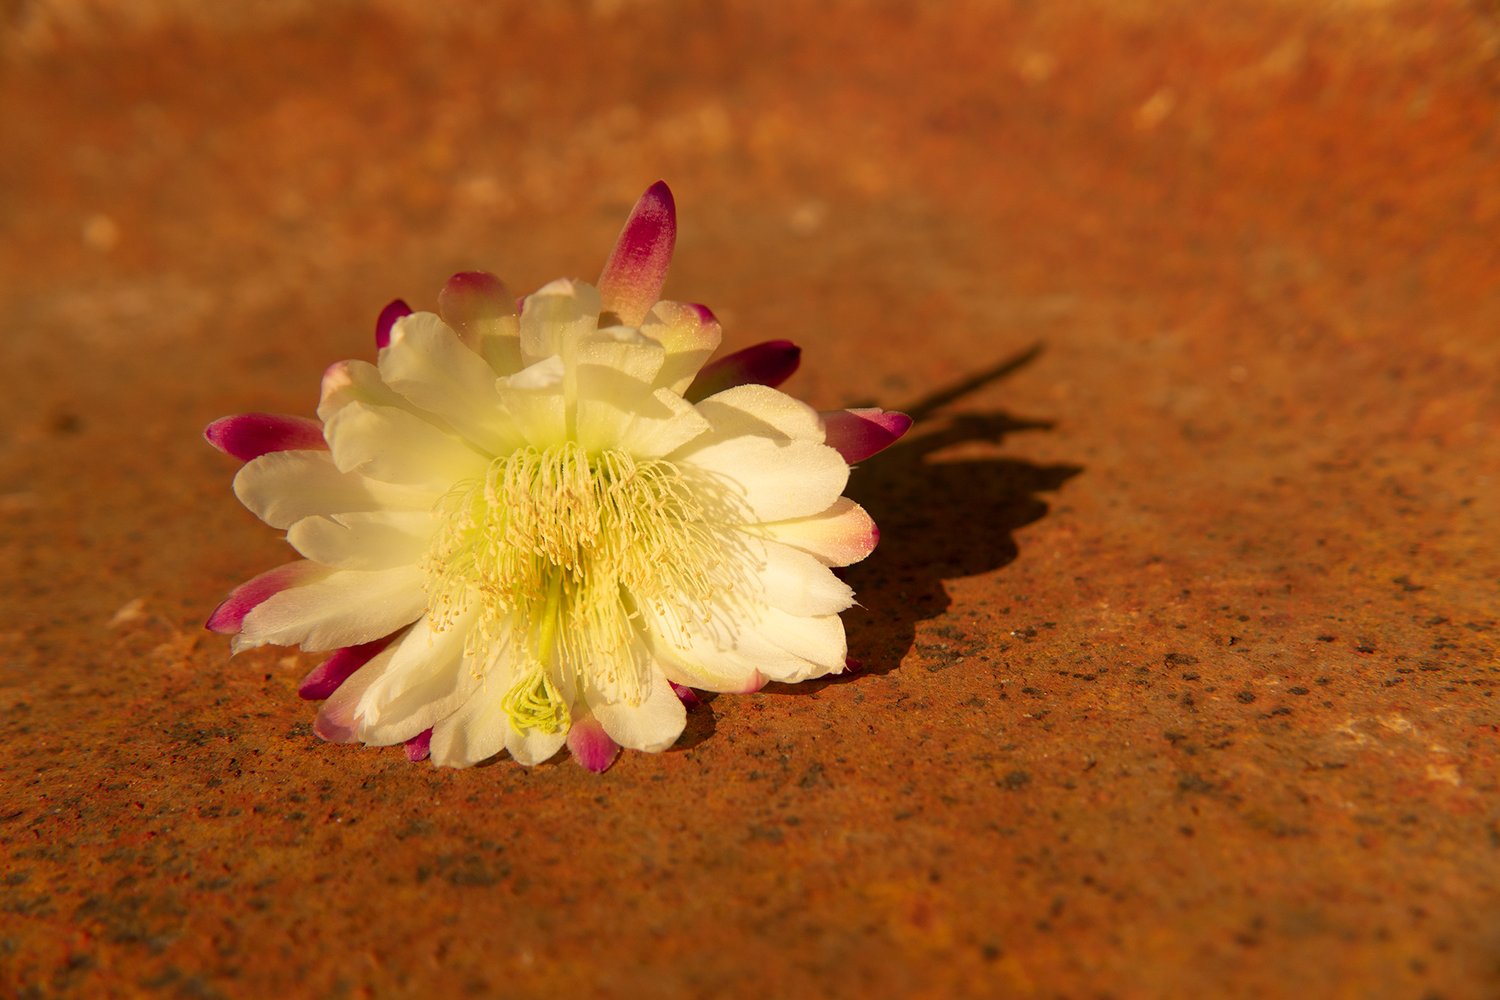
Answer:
(206, 560, 326, 634)
(590, 670, 686, 753)
(355, 611, 485, 747)
(233, 451, 434, 530)
(750, 538, 856, 616)
(746, 497, 879, 567)
(519, 278, 601, 368)
(298, 634, 397, 700)
(575, 366, 711, 458)
(287, 510, 434, 571)
(429, 676, 509, 767)
(437, 270, 523, 374)
(323, 401, 489, 488)
(668, 681, 703, 709)
(314, 640, 400, 742)
(566, 713, 620, 773)
(641, 301, 721, 394)
(405, 729, 433, 762)
(686, 340, 800, 401)
(379, 312, 526, 454)
(598, 181, 676, 327)
(204, 413, 326, 462)
(677, 436, 849, 523)
(235, 564, 426, 653)
(821, 408, 913, 462)
(375, 299, 412, 349)
(694, 383, 824, 443)
(318, 359, 412, 423)
(505, 724, 568, 766)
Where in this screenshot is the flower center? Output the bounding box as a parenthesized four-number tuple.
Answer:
(423, 443, 720, 733)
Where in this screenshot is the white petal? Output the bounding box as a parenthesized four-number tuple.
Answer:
(589, 668, 686, 752)
(378, 312, 526, 454)
(750, 605, 848, 680)
(235, 564, 426, 653)
(575, 364, 710, 457)
(747, 498, 879, 567)
(505, 724, 568, 766)
(428, 676, 509, 767)
(695, 383, 824, 443)
(641, 301, 721, 394)
(323, 401, 489, 488)
(318, 359, 409, 423)
(677, 436, 849, 523)
(578, 324, 666, 385)
(750, 538, 856, 616)
(314, 639, 402, 742)
(287, 510, 434, 570)
(519, 278, 601, 367)
(496, 363, 567, 448)
(356, 612, 485, 746)
(233, 451, 434, 530)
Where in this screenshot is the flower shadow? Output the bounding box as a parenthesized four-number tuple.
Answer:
(773, 343, 1081, 692)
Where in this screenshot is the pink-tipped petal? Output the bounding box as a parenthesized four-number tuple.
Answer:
(567, 716, 620, 774)
(298, 635, 396, 700)
(844, 657, 864, 675)
(405, 729, 433, 762)
(686, 340, 802, 401)
(668, 681, 702, 710)
(375, 299, 413, 349)
(204, 413, 326, 462)
(438, 271, 513, 343)
(206, 561, 324, 634)
(821, 408, 913, 462)
(598, 181, 676, 326)
(313, 702, 358, 744)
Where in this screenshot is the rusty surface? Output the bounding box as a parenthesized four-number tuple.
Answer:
(2, 2, 1499, 996)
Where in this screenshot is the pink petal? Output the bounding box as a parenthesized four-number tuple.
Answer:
(375, 299, 413, 349)
(567, 716, 620, 773)
(205, 561, 324, 634)
(668, 681, 702, 710)
(821, 408, 913, 462)
(203, 413, 326, 462)
(405, 728, 433, 762)
(844, 657, 864, 675)
(298, 634, 396, 700)
(598, 181, 676, 327)
(437, 271, 513, 345)
(686, 340, 801, 401)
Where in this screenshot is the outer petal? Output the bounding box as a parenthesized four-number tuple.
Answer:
(821, 408, 913, 462)
(566, 712, 620, 773)
(324, 401, 489, 488)
(379, 312, 525, 454)
(355, 611, 483, 747)
(676, 436, 849, 523)
(429, 676, 510, 767)
(286, 510, 434, 571)
(313, 639, 401, 742)
(686, 340, 800, 402)
(318, 359, 411, 423)
(590, 670, 686, 753)
(206, 560, 326, 634)
(641, 301, 721, 394)
(744, 497, 879, 567)
(233, 451, 434, 530)
(750, 538, 856, 616)
(204, 413, 326, 462)
(299, 634, 397, 700)
(235, 564, 426, 653)
(694, 383, 824, 443)
(375, 300, 413, 349)
(437, 270, 523, 375)
(505, 724, 568, 766)
(597, 181, 676, 327)
(519, 278, 602, 368)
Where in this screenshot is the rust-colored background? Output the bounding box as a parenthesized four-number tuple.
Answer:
(3, 2, 1498, 997)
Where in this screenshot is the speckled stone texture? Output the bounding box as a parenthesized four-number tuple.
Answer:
(2, 2, 1498, 997)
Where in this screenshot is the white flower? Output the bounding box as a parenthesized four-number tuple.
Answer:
(206, 183, 910, 771)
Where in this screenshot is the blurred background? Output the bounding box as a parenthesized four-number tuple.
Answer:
(2, 1, 1498, 996)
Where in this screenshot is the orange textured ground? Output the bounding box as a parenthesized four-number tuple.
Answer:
(2, 2, 1499, 997)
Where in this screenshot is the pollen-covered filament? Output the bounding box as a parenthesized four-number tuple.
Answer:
(424, 442, 721, 732)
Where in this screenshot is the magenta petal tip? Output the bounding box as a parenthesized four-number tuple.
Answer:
(204, 413, 326, 462)
(206, 561, 321, 634)
(822, 408, 913, 463)
(567, 717, 620, 774)
(669, 681, 703, 710)
(298, 635, 395, 700)
(438, 271, 513, 343)
(598, 181, 677, 326)
(375, 299, 413, 349)
(405, 729, 433, 763)
(686, 340, 802, 401)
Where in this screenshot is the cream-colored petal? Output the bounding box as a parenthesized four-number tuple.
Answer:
(235, 564, 426, 653)
(495, 360, 567, 449)
(641, 301, 721, 394)
(574, 364, 710, 458)
(519, 278, 601, 367)
(749, 538, 856, 616)
(504, 724, 568, 766)
(233, 451, 434, 530)
(317, 359, 409, 423)
(324, 401, 489, 488)
(313, 639, 402, 742)
(428, 675, 509, 767)
(677, 436, 849, 523)
(578, 324, 666, 385)
(287, 510, 434, 570)
(378, 312, 526, 454)
(694, 383, 824, 443)
(744, 497, 879, 567)
(356, 612, 484, 746)
(588, 666, 686, 753)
